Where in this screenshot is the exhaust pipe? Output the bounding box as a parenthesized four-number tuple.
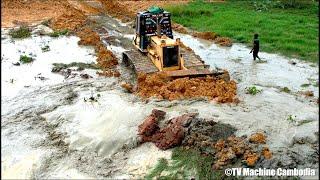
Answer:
(156, 17, 161, 37)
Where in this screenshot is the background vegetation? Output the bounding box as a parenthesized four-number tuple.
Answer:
(166, 0, 319, 63)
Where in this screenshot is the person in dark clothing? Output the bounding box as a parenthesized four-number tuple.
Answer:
(250, 33, 261, 61)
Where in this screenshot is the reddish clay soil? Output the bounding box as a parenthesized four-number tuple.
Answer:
(249, 132, 267, 144)
(50, 8, 88, 31)
(1, 0, 100, 28)
(136, 73, 237, 103)
(192, 32, 217, 40)
(1, 0, 69, 28)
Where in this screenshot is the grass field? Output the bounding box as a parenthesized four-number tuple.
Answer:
(165, 0, 319, 63)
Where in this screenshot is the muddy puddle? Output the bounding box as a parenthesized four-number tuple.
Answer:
(1, 14, 319, 179)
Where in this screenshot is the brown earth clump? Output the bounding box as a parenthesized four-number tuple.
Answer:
(95, 43, 118, 69)
(138, 112, 196, 150)
(49, 2, 119, 73)
(138, 109, 166, 138)
(67, 0, 102, 15)
(99, 0, 134, 22)
(172, 23, 189, 34)
(180, 42, 193, 51)
(215, 37, 233, 47)
(212, 134, 271, 169)
(244, 151, 260, 167)
(300, 90, 314, 97)
(76, 28, 119, 72)
(136, 72, 237, 103)
(77, 27, 101, 46)
(249, 132, 267, 144)
(96, 69, 120, 77)
(262, 147, 272, 159)
(192, 32, 217, 40)
(50, 8, 87, 31)
(121, 82, 134, 93)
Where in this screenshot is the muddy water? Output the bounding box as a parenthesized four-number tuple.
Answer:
(1, 14, 319, 179)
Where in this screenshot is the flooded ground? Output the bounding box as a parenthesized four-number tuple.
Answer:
(1, 13, 319, 179)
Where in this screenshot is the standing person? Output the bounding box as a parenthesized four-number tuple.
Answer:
(250, 33, 261, 61)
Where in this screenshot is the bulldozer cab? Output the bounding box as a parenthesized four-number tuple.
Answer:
(133, 7, 173, 52)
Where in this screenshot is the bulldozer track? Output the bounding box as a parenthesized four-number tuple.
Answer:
(123, 46, 212, 75)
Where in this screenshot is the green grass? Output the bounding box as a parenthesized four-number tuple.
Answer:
(165, 0, 319, 63)
(300, 83, 311, 88)
(280, 87, 291, 93)
(49, 29, 69, 37)
(41, 45, 50, 52)
(19, 55, 34, 63)
(245, 86, 262, 95)
(9, 27, 31, 39)
(287, 114, 297, 123)
(145, 147, 226, 180)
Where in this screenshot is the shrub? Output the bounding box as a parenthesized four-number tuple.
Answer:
(9, 27, 31, 39)
(41, 45, 50, 52)
(19, 55, 34, 63)
(49, 29, 69, 37)
(280, 87, 291, 93)
(245, 86, 262, 95)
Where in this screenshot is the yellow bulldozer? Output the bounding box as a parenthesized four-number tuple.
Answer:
(122, 6, 227, 79)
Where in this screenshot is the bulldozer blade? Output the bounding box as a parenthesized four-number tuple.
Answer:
(164, 69, 226, 79)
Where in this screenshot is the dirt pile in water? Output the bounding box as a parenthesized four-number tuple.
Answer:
(95, 43, 118, 69)
(249, 132, 267, 144)
(50, 5, 119, 75)
(192, 32, 217, 40)
(138, 110, 197, 150)
(215, 37, 233, 47)
(77, 27, 101, 46)
(192, 32, 232, 46)
(138, 110, 273, 169)
(136, 73, 237, 103)
(172, 23, 189, 34)
(138, 109, 166, 138)
(182, 118, 271, 169)
(96, 69, 120, 77)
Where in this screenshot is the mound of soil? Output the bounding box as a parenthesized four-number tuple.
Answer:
(50, 3, 119, 72)
(249, 132, 267, 144)
(96, 69, 120, 77)
(95, 43, 118, 69)
(99, 0, 134, 22)
(136, 73, 237, 103)
(172, 23, 189, 34)
(77, 27, 101, 46)
(215, 37, 232, 47)
(192, 32, 217, 40)
(51, 8, 87, 31)
(139, 112, 197, 150)
(138, 110, 273, 169)
(121, 82, 134, 93)
(1, 0, 69, 28)
(192, 32, 232, 47)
